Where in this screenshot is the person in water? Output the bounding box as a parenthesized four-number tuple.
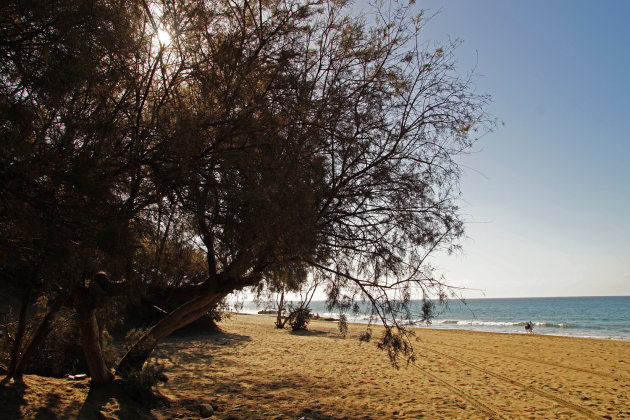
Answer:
(525, 321, 534, 334)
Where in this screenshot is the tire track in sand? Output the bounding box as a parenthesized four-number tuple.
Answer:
(420, 346, 600, 419)
(426, 340, 629, 382)
(409, 361, 505, 419)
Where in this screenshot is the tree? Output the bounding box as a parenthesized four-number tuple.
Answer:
(119, 0, 492, 372)
(263, 276, 321, 330)
(1, 0, 145, 383)
(1, 0, 493, 384)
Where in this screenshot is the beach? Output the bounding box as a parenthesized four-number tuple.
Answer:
(4, 313, 630, 419)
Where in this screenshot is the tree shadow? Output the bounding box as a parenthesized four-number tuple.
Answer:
(206, 331, 252, 346)
(297, 407, 356, 420)
(76, 380, 155, 420)
(163, 331, 250, 346)
(158, 331, 251, 366)
(33, 392, 61, 419)
(290, 329, 334, 338)
(149, 330, 253, 395)
(0, 380, 27, 420)
(211, 371, 362, 419)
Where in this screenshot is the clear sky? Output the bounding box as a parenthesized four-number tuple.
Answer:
(409, 0, 630, 298)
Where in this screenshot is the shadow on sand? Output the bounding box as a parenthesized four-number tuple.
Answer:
(291, 330, 330, 337)
(211, 370, 362, 419)
(0, 330, 252, 419)
(76, 379, 158, 420)
(158, 331, 251, 366)
(0, 380, 27, 420)
(205, 331, 252, 345)
(290, 328, 337, 338)
(77, 332, 252, 418)
(0, 378, 87, 419)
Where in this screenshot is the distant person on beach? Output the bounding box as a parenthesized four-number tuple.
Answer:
(525, 321, 534, 334)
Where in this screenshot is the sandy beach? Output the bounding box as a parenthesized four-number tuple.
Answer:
(3, 313, 630, 419)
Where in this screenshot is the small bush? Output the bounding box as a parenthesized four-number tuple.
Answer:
(125, 328, 149, 351)
(0, 303, 88, 378)
(26, 311, 87, 377)
(287, 307, 311, 331)
(26, 309, 87, 377)
(338, 314, 348, 338)
(208, 305, 227, 323)
(100, 328, 119, 368)
(421, 299, 435, 325)
(359, 327, 372, 343)
(123, 359, 168, 402)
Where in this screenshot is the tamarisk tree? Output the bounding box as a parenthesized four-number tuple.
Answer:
(0, 0, 492, 384)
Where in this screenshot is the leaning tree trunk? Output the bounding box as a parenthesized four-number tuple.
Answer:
(5, 288, 32, 381)
(117, 291, 227, 374)
(75, 302, 113, 385)
(14, 292, 67, 380)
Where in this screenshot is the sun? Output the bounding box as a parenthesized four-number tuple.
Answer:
(157, 29, 171, 45)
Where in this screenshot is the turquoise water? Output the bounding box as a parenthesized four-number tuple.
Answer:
(240, 296, 630, 340)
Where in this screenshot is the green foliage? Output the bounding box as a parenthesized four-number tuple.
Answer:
(1, 0, 494, 371)
(287, 307, 311, 332)
(23, 309, 86, 377)
(378, 328, 416, 367)
(125, 328, 149, 351)
(421, 299, 435, 325)
(208, 304, 228, 325)
(359, 328, 372, 343)
(122, 359, 168, 402)
(99, 328, 119, 369)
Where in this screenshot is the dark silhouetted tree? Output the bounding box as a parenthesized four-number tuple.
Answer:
(1, 0, 493, 383)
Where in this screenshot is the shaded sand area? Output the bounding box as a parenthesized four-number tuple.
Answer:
(2, 313, 629, 419)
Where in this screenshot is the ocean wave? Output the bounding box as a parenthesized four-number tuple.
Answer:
(433, 319, 570, 328)
(236, 297, 630, 341)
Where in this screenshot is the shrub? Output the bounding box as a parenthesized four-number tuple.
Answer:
(100, 328, 119, 368)
(359, 327, 372, 343)
(421, 299, 435, 325)
(26, 309, 87, 377)
(287, 307, 311, 331)
(125, 327, 149, 351)
(338, 314, 348, 338)
(123, 359, 168, 402)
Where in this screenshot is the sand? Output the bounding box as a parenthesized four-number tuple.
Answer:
(2, 313, 629, 419)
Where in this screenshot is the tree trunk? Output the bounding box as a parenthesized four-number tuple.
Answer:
(275, 290, 286, 329)
(75, 302, 113, 385)
(117, 291, 227, 374)
(5, 288, 32, 381)
(14, 292, 67, 380)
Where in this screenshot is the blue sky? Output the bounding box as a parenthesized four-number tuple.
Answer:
(411, 1, 630, 297)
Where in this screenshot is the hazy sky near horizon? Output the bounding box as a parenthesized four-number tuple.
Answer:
(402, 0, 630, 298)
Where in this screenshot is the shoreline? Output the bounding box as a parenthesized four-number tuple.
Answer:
(234, 309, 630, 342)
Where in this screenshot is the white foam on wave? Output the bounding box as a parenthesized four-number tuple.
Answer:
(430, 319, 571, 328)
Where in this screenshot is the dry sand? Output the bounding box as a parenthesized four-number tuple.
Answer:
(2, 313, 629, 419)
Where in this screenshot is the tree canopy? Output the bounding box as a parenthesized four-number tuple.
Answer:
(0, 0, 492, 383)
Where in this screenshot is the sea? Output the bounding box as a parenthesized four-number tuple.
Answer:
(238, 296, 630, 341)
